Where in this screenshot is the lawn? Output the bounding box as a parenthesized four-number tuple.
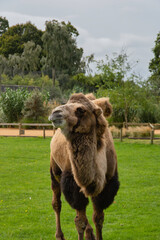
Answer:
(0, 137, 160, 240)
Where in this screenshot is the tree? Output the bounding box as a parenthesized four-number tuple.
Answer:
(7, 54, 22, 76)
(136, 81, 160, 123)
(0, 16, 9, 36)
(21, 41, 42, 72)
(0, 22, 43, 58)
(42, 20, 83, 87)
(0, 55, 8, 94)
(148, 32, 160, 96)
(96, 51, 141, 125)
(97, 81, 140, 124)
(96, 50, 138, 89)
(69, 73, 99, 93)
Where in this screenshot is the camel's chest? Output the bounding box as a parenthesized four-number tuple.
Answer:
(96, 146, 107, 175)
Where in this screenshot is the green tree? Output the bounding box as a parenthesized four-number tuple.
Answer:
(70, 73, 99, 93)
(0, 41, 42, 78)
(137, 81, 160, 123)
(0, 22, 43, 58)
(0, 16, 9, 36)
(0, 55, 8, 94)
(97, 81, 140, 124)
(21, 41, 42, 72)
(96, 50, 138, 89)
(8, 54, 22, 76)
(148, 32, 160, 96)
(96, 51, 141, 125)
(42, 20, 83, 87)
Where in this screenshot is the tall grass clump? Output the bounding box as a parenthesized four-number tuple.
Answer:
(110, 126, 151, 138)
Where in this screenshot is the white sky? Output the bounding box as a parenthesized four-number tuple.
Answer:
(1, 0, 160, 78)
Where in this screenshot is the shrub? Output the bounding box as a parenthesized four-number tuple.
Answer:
(0, 107, 7, 123)
(22, 89, 49, 122)
(0, 88, 29, 122)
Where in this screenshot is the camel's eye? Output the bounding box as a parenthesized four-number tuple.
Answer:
(76, 107, 86, 117)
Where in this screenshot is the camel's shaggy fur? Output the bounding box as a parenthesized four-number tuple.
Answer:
(49, 93, 119, 240)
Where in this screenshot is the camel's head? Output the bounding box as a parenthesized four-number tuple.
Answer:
(49, 93, 107, 136)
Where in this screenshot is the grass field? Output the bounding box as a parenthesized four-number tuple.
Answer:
(0, 137, 160, 240)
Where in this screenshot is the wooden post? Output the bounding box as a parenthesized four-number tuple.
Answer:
(19, 123, 22, 136)
(150, 129, 154, 145)
(120, 128, 123, 142)
(43, 127, 45, 139)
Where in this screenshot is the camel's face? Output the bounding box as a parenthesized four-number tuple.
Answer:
(49, 93, 103, 134)
(49, 102, 83, 130)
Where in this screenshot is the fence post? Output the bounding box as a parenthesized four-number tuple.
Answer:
(120, 128, 123, 142)
(150, 129, 154, 145)
(43, 127, 45, 139)
(19, 123, 22, 136)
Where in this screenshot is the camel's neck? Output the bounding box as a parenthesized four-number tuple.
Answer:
(67, 129, 98, 195)
(70, 130, 97, 158)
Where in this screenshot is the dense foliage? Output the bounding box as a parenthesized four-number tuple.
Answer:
(22, 90, 49, 122)
(0, 88, 29, 122)
(0, 22, 43, 58)
(148, 32, 160, 96)
(42, 20, 83, 87)
(0, 16, 9, 36)
(0, 17, 160, 123)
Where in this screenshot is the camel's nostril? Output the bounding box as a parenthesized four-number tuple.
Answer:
(49, 110, 63, 122)
(49, 110, 66, 129)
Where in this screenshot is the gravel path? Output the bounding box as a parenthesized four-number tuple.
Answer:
(0, 128, 160, 137)
(0, 128, 54, 137)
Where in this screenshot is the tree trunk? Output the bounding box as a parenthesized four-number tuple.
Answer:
(124, 109, 128, 129)
(52, 67, 56, 88)
(124, 99, 128, 129)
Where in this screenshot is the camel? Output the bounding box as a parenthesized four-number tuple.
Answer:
(49, 93, 120, 240)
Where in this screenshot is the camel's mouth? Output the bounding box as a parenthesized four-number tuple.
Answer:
(48, 111, 66, 129)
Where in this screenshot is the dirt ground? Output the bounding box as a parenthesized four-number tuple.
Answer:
(0, 128, 55, 137)
(155, 129, 160, 135)
(0, 127, 160, 137)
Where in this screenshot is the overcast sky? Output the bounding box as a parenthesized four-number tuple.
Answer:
(1, 0, 160, 78)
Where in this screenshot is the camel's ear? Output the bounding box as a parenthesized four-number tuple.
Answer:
(94, 107, 102, 117)
(85, 93, 96, 100)
(93, 98, 112, 118)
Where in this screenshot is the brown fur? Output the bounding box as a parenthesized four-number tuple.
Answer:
(93, 97, 112, 117)
(49, 93, 119, 240)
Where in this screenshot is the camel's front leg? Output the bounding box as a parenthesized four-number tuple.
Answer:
(50, 167, 65, 240)
(92, 206, 104, 240)
(85, 222, 96, 240)
(75, 209, 88, 240)
(61, 170, 94, 240)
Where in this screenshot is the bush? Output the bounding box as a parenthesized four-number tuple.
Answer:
(0, 107, 7, 123)
(0, 88, 29, 122)
(22, 89, 49, 122)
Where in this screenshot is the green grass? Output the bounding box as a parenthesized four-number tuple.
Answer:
(0, 137, 160, 240)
